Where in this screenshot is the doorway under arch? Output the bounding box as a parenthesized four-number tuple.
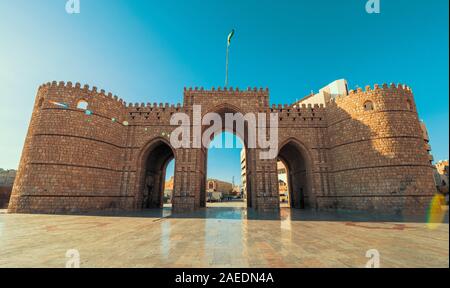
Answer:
(139, 139, 175, 209)
(199, 103, 253, 209)
(203, 131, 249, 208)
(277, 140, 312, 209)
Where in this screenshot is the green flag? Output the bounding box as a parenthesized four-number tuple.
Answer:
(227, 29, 235, 46)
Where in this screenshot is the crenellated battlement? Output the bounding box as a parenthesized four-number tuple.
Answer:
(326, 83, 415, 113)
(37, 81, 414, 117)
(184, 86, 269, 94)
(332, 83, 413, 102)
(39, 81, 127, 106)
(281, 103, 324, 109)
(348, 82, 411, 94)
(125, 102, 186, 119)
(269, 103, 326, 123)
(270, 103, 325, 112)
(127, 102, 183, 110)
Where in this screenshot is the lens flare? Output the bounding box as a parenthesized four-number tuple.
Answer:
(49, 101, 68, 109)
(426, 194, 446, 230)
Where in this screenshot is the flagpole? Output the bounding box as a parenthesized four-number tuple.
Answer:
(225, 29, 234, 87)
(225, 42, 230, 87)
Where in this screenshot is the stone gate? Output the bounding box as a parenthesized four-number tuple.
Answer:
(8, 81, 436, 214)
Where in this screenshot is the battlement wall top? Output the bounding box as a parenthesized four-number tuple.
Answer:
(270, 103, 325, 112)
(37, 81, 413, 115)
(39, 81, 127, 106)
(332, 83, 413, 103)
(350, 83, 411, 93)
(184, 86, 269, 95)
(126, 102, 185, 113)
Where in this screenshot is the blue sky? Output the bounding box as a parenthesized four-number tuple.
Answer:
(0, 0, 448, 185)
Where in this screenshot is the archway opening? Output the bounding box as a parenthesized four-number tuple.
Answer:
(205, 131, 247, 208)
(277, 141, 311, 209)
(141, 140, 175, 209)
(163, 159, 175, 208)
(277, 160, 290, 208)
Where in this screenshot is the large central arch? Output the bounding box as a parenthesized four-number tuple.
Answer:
(200, 104, 253, 208)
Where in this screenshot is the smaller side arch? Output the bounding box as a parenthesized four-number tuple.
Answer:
(134, 137, 177, 209)
(277, 138, 315, 209)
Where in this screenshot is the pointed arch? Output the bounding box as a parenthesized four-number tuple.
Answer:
(277, 138, 314, 209)
(135, 137, 176, 209)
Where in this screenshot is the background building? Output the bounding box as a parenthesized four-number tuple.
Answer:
(420, 121, 434, 165)
(163, 176, 174, 204)
(206, 179, 234, 202)
(207, 179, 233, 194)
(294, 79, 349, 107)
(278, 161, 290, 207)
(434, 160, 449, 195)
(0, 169, 16, 208)
(0, 169, 16, 186)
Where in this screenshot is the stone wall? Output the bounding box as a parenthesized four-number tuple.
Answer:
(8, 82, 130, 213)
(325, 84, 436, 213)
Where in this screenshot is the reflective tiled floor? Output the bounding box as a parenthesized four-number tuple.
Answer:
(0, 207, 448, 268)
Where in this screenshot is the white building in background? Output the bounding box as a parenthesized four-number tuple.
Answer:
(277, 161, 288, 183)
(294, 79, 349, 107)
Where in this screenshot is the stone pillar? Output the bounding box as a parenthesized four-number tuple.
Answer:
(252, 149, 279, 211)
(172, 148, 199, 211)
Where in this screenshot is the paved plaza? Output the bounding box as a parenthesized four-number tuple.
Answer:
(0, 207, 448, 268)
